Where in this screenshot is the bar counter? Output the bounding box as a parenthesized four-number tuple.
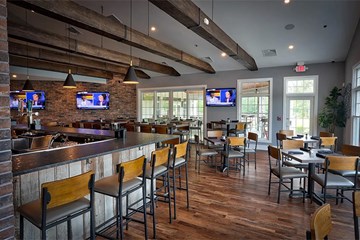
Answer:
(12, 127, 179, 239)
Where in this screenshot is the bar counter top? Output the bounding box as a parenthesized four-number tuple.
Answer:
(12, 128, 178, 176)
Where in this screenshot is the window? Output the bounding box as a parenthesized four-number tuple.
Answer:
(352, 67, 360, 145)
(141, 92, 154, 121)
(238, 79, 272, 141)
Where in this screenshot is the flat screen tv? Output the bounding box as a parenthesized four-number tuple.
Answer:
(10, 90, 46, 110)
(206, 88, 236, 107)
(76, 91, 110, 110)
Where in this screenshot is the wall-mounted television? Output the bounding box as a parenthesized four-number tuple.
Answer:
(76, 91, 110, 110)
(10, 90, 46, 110)
(206, 88, 236, 107)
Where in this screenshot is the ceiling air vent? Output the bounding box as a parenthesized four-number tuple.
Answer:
(262, 49, 277, 57)
(201, 56, 214, 63)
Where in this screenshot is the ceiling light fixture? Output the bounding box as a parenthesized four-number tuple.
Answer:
(284, 0, 290, 4)
(22, 9, 34, 92)
(12, 74, 17, 78)
(221, 52, 226, 57)
(123, 0, 139, 84)
(63, 24, 76, 88)
(203, 17, 209, 25)
(150, 26, 156, 32)
(288, 45, 294, 50)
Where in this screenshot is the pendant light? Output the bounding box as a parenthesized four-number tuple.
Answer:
(63, 24, 76, 88)
(22, 9, 34, 92)
(123, 0, 139, 84)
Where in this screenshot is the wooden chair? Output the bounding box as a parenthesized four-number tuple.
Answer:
(279, 129, 294, 137)
(222, 136, 246, 176)
(124, 123, 135, 132)
(282, 140, 308, 169)
(83, 122, 92, 129)
(18, 171, 95, 240)
(320, 131, 334, 137)
(228, 122, 247, 137)
(276, 132, 287, 148)
(319, 137, 337, 152)
(311, 155, 359, 204)
(267, 145, 307, 203)
(30, 135, 54, 150)
(146, 147, 172, 238)
(206, 130, 224, 151)
(170, 141, 189, 220)
(244, 132, 258, 169)
(72, 122, 81, 128)
(306, 203, 332, 240)
(140, 124, 153, 133)
(94, 156, 148, 239)
(154, 125, 169, 134)
(342, 144, 360, 156)
(354, 191, 360, 240)
(194, 135, 218, 173)
(43, 121, 58, 127)
(92, 123, 102, 129)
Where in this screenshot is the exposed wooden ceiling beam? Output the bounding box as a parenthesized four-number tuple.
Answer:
(8, 22, 179, 77)
(9, 0, 215, 73)
(10, 55, 114, 80)
(8, 41, 151, 79)
(149, 0, 258, 71)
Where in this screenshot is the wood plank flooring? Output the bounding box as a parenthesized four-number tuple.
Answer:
(99, 147, 355, 240)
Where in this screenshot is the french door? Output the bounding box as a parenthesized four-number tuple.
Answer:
(286, 96, 314, 135)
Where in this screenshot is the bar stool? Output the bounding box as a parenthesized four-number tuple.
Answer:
(146, 147, 172, 238)
(17, 171, 95, 240)
(170, 141, 190, 219)
(94, 155, 148, 239)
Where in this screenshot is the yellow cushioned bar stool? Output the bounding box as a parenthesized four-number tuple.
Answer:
(94, 155, 148, 239)
(18, 171, 95, 240)
(170, 141, 190, 219)
(146, 146, 172, 238)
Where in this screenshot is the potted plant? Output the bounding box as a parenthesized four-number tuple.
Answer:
(318, 86, 346, 133)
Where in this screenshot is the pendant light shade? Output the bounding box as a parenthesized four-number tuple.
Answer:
(123, 61, 139, 84)
(22, 76, 34, 92)
(63, 69, 76, 88)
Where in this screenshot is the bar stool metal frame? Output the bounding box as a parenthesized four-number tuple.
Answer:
(18, 171, 96, 240)
(146, 147, 172, 239)
(170, 141, 190, 219)
(94, 155, 148, 240)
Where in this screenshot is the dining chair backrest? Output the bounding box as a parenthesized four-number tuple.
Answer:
(140, 124, 153, 133)
(235, 122, 247, 131)
(207, 130, 223, 138)
(83, 122, 92, 129)
(320, 137, 337, 151)
(282, 140, 304, 150)
(247, 132, 258, 148)
(325, 155, 359, 172)
(72, 122, 81, 128)
(154, 125, 169, 134)
(151, 147, 170, 168)
(309, 203, 332, 240)
(227, 136, 246, 147)
(118, 155, 146, 183)
(268, 145, 281, 168)
(30, 135, 54, 150)
(320, 131, 334, 137)
(279, 129, 294, 137)
(342, 144, 360, 157)
(42, 170, 94, 209)
(353, 191, 360, 240)
(174, 141, 188, 159)
(276, 132, 287, 148)
(92, 123, 102, 129)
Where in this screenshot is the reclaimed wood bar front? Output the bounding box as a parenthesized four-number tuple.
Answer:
(12, 129, 178, 239)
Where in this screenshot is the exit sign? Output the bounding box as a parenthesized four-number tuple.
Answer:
(294, 65, 308, 72)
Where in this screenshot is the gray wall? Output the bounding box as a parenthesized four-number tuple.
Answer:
(344, 20, 360, 144)
(138, 62, 345, 144)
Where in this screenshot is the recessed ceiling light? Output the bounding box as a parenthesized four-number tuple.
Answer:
(221, 52, 226, 57)
(288, 45, 294, 50)
(12, 74, 17, 78)
(284, 0, 290, 4)
(150, 26, 156, 32)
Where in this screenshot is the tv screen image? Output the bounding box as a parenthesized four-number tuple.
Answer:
(76, 92, 110, 110)
(206, 88, 236, 107)
(10, 90, 46, 110)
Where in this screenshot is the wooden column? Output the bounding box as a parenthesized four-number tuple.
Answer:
(0, 0, 14, 239)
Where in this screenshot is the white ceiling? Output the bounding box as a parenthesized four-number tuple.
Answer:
(7, 0, 360, 80)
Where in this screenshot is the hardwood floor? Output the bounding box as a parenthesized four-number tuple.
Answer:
(100, 147, 355, 240)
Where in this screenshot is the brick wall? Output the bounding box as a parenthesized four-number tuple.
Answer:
(0, 0, 14, 239)
(10, 78, 137, 124)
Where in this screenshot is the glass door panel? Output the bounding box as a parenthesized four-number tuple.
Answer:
(156, 92, 169, 121)
(286, 97, 313, 135)
(173, 91, 187, 120)
(141, 92, 154, 122)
